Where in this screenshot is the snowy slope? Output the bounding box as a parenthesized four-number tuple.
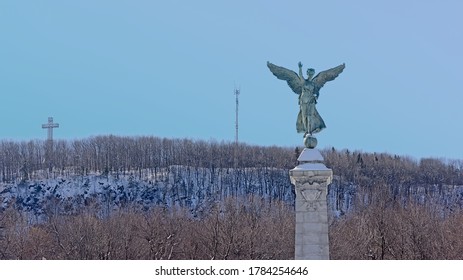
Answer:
(2, 165, 463, 222)
(0, 166, 295, 220)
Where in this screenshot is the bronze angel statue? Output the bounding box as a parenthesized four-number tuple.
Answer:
(267, 61, 345, 148)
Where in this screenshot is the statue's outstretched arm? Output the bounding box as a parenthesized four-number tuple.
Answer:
(298, 62, 304, 80)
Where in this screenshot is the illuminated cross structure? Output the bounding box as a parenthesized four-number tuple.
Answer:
(42, 117, 59, 170)
(42, 117, 59, 141)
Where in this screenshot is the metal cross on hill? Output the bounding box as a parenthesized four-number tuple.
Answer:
(42, 117, 59, 141)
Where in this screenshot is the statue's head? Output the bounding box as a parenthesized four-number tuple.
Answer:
(307, 68, 315, 79)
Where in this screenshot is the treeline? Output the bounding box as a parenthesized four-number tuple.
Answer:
(323, 148, 463, 215)
(324, 148, 463, 187)
(0, 136, 296, 182)
(3, 135, 463, 215)
(3, 135, 463, 188)
(330, 187, 463, 259)
(4, 191, 463, 259)
(0, 197, 293, 260)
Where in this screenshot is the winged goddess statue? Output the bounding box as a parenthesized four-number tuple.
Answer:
(267, 61, 345, 148)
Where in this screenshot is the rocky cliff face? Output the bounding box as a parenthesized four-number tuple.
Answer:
(0, 166, 294, 221)
(2, 165, 463, 222)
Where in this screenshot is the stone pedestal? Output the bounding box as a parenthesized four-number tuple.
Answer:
(289, 148, 332, 260)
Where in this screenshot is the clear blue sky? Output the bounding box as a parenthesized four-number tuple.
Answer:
(1, 0, 462, 160)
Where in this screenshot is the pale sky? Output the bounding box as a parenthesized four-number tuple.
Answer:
(1, 0, 462, 160)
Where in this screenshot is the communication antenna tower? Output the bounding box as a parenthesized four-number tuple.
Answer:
(234, 87, 240, 145)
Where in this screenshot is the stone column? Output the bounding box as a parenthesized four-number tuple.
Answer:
(289, 148, 332, 260)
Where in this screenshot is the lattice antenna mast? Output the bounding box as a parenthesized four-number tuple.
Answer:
(234, 87, 240, 145)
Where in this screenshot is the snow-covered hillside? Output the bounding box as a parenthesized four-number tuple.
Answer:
(0, 166, 296, 221)
(2, 164, 463, 223)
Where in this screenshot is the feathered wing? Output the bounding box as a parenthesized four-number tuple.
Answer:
(312, 63, 345, 90)
(267, 61, 303, 95)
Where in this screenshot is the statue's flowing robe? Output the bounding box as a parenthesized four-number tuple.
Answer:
(296, 105, 326, 134)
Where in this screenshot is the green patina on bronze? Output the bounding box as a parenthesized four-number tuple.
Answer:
(267, 61, 345, 148)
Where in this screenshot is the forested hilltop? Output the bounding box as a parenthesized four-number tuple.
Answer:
(0, 135, 296, 181)
(2, 135, 463, 213)
(3, 135, 463, 191)
(2, 135, 463, 259)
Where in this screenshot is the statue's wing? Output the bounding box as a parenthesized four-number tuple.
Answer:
(267, 61, 302, 95)
(312, 63, 345, 90)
